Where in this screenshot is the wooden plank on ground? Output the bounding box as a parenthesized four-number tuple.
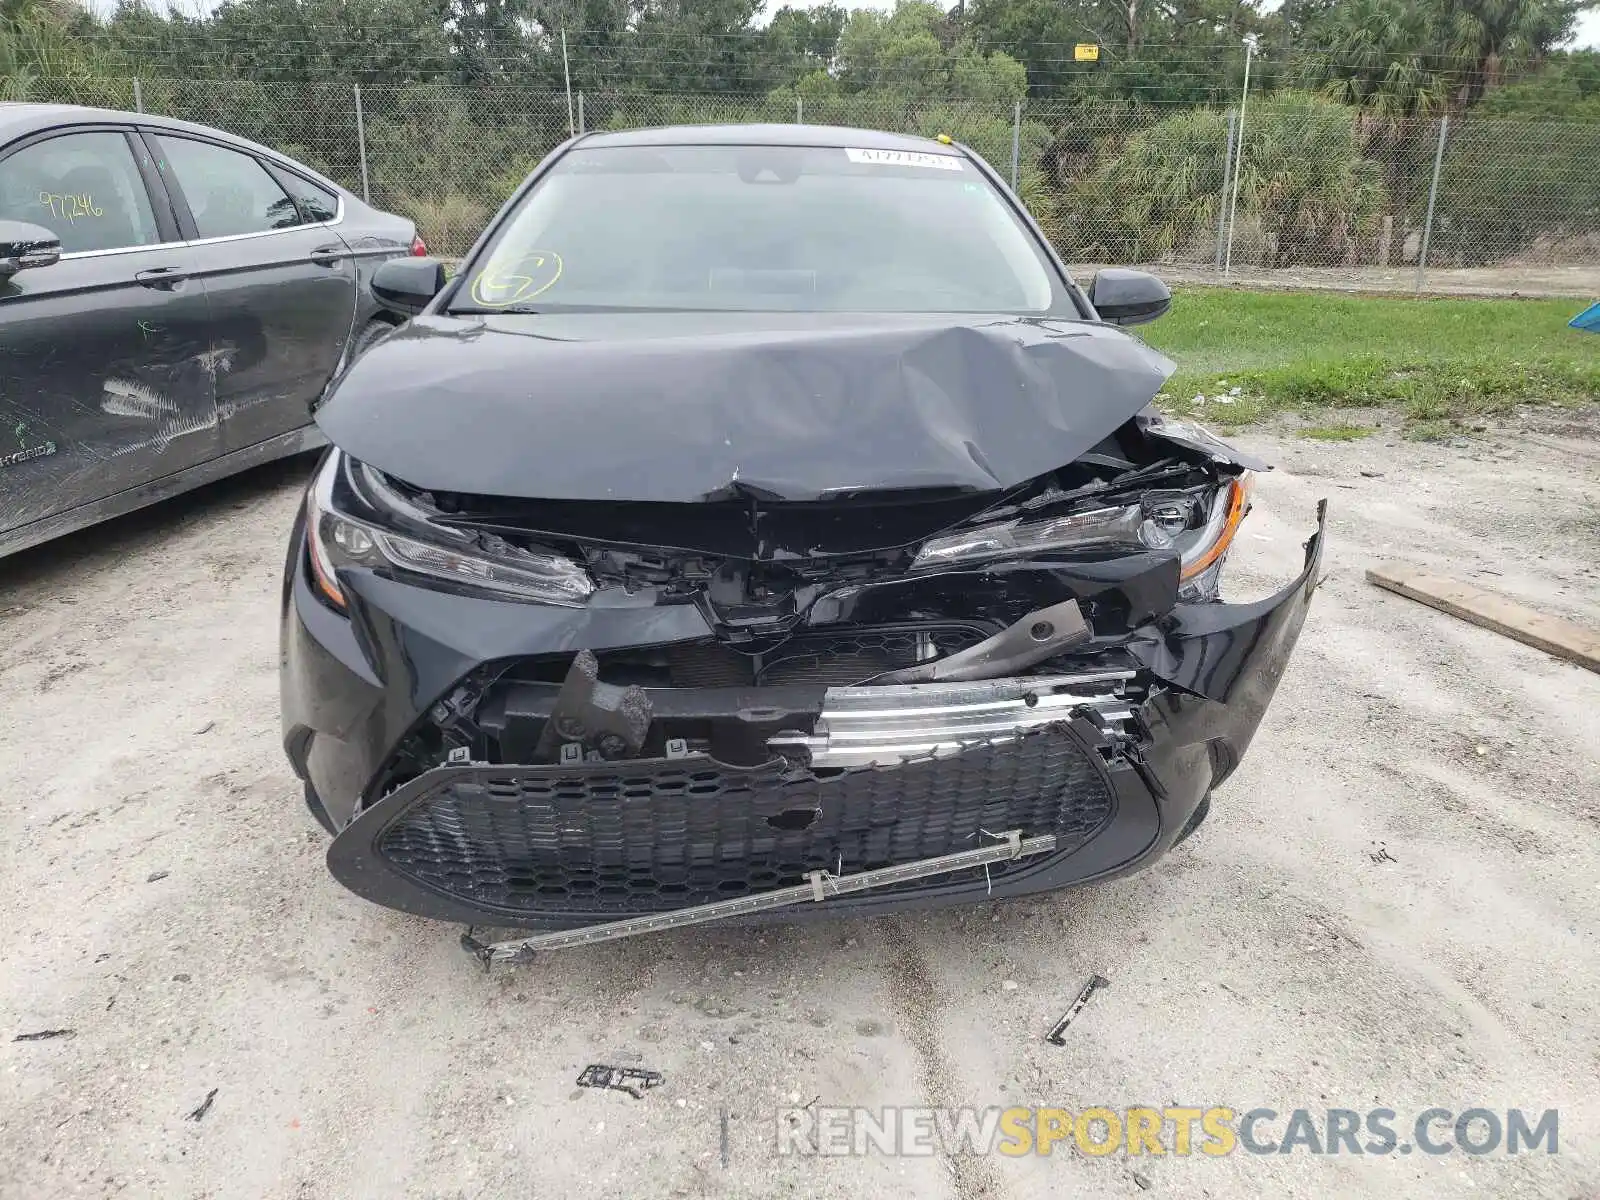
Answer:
(1366, 563, 1600, 674)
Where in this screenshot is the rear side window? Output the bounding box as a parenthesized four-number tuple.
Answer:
(155, 135, 302, 238)
(0, 131, 161, 254)
(276, 172, 339, 223)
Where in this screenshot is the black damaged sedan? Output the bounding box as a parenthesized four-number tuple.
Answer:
(281, 125, 1324, 952)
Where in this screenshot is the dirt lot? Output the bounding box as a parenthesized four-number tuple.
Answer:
(2, 411, 1598, 1200)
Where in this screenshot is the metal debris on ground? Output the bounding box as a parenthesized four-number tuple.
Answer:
(193, 721, 215, 735)
(1369, 843, 1397, 864)
(13, 1028, 76, 1042)
(577, 1064, 664, 1100)
(1045, 974, 1111, 1045)
(186, 1088, 218, 1122)
(146, 870, 169, 882)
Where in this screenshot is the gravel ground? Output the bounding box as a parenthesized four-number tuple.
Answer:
(2, 410, 1598, 1200)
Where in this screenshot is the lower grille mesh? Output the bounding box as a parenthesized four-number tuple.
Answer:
(376, 724, 1115, 916)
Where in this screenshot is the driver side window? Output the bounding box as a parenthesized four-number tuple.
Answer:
(0, 130, 161, 255)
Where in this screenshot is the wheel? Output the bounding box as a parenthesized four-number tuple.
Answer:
(1173, 793, 1211, 846)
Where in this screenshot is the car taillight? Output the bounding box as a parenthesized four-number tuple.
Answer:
(409, 234, 428, 257)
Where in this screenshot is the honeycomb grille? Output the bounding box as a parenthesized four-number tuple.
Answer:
(375, 724, 1114, 916)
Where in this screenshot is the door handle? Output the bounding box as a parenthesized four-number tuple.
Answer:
(134, 266, 187, 290)
(309, 245, 347, 268)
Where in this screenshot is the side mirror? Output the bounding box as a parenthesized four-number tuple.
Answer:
(372, 255, 445, 315)
(1088, 268, 1171, 326)
(0, 220, 62, 279)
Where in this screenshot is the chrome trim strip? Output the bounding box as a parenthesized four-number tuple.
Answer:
(819, 671, 1136, 704)
(55, 196, 345, 261)
(183, 204, 344, 249)
(60, 240, 186, 262)
(767, 673, 1137, 768)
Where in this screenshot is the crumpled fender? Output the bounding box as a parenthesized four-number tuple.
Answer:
(1127, 500, 1327, 705)
(1122, 500, 1327, 804)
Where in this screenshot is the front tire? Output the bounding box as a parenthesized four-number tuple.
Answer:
(1173, 793, 1211, 846)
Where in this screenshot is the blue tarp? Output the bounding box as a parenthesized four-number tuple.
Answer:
(1571, 301, 1600, 332)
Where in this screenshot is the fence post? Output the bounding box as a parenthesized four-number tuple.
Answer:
(1009, 101, 1021, 191)
(353, 84, 371, 204)
(1223, 41, 1254, 278)
(132, 78, 144, 114)
(1213, 109, 1236, 271)
(1415, 114, 1450, 293)
(561, 26, 574, 137)
(796, 96, 803, 124)
(577, 91, 585, 134)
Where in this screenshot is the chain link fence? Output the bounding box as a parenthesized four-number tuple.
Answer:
(21, 76, 1600, 295)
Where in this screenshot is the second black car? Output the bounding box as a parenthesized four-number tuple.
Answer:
(0, 102, 422, 558)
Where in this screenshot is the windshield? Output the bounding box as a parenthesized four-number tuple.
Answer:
(450, 143, 1071, 315)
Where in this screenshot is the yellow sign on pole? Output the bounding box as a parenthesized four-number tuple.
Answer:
(1074, 43, 1100, 62)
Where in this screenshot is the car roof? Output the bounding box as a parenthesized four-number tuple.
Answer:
(0, 102, 350, 196)
(576, 123, 968, 155)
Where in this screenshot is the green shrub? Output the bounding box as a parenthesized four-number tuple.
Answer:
(1432, 117, 1600, 264)
(1054, 92, 1387, 267)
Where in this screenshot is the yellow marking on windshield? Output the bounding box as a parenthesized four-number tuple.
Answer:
(470, 250, 564, 306)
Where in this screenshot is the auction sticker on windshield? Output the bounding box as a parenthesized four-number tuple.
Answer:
(845, 148, 964, 171)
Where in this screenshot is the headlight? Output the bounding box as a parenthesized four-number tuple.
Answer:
(304, 452, 594, 610)
(1174, 476, 1251, 601)
(911, 475, 1252, 602)
(911, 503, 1146, 568)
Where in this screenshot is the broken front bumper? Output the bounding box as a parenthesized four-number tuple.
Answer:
(286, 505, 1326, 928)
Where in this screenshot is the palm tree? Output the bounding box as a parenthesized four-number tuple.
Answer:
(1440, 0, 1586, 106)
(1, 0, 121, 102)
(1293, 0, 1586, 116)
(1293, 0, 1450, 117)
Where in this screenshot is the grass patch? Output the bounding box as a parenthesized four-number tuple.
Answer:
(1140, 288, 1600, 431)
(1300, 422, 1375, 441)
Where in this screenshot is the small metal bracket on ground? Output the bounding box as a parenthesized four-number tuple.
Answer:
(1046, 973, 1110, 1045)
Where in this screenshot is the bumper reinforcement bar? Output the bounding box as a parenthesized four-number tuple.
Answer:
(459, 829, 1056, 968)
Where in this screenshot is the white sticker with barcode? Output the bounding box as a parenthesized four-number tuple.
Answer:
(845, 148, 963, 171)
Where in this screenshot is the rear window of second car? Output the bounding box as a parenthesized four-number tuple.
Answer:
(155, 135, 303, 238)
(276, 171, 339, 222)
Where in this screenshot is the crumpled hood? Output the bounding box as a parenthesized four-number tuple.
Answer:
(316, 311, 1175, 503)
